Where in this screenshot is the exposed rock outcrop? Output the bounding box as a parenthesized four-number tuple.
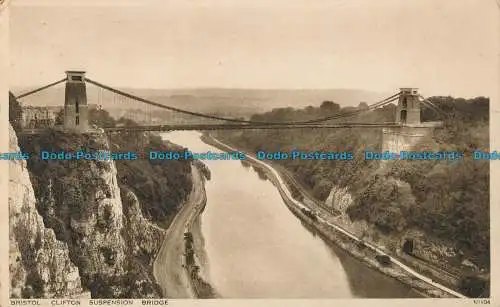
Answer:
(121, 187, 165, 264)
(329, 176, 479, 286)
(28, 132, 127, 288)
(9, 123, 89, 298)
(17, 129, 165, 298)
(9, 237, 26, 298)
(324, 185, 352, 213)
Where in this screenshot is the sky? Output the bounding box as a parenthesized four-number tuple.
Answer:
(8, 0, 500, 98)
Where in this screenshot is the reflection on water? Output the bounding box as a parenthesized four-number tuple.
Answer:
(162, 131, 422, 298)
(240, 160, 251, 169)
(252, 165, 268, 181)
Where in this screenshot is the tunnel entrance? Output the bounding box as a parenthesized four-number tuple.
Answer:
(402, 239, 414, 254)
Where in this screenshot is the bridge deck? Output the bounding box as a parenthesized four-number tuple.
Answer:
(17, 123, 447, 135)
(102, 123, 404, 132)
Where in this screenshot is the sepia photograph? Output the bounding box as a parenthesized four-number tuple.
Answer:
(6, 0, 498, 304)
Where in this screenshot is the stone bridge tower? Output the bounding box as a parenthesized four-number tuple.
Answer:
(64, 71, 89, 133)
(381, 88, 441, 154)
(395, 88, 420, 125)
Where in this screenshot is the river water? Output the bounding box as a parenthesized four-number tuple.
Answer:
(162, 131, 422, 298)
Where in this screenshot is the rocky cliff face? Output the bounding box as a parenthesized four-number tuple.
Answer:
(28, 132, 127, 288)
(17, 128, 165, 297)
(9, 123, 89, 298)
(121, 187, 165, 265)
(329, 177, 478, 278)
(324, 185, 352, 213)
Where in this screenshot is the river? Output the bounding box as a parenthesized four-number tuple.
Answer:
(162, 131, 422, 298)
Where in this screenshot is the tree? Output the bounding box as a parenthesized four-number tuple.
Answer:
(305, 106, 315, 113)
(89, 109, 116, 128)
(358, 102, 369, 110)
(459, 275, 490, 298)
(312, 178, 333, 201)
(320, 101, 340, 113)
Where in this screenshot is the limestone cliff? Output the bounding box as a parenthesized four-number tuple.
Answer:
(327, 178, 479, 288)
(29, 132, 127, 288)
(324, 185, 352, 213)
(18, 128, 164, 297)
(9, 123, 89, 298)
(121, 187, 165, 265)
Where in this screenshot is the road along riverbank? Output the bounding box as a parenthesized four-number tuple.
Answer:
(153, 164, 218, 298)
(201, 133, 466, 299)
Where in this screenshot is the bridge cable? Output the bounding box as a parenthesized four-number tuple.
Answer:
(421, 98, 447, 116)
(418, 95, 448, 117)
(420, 99, 445, 116)
(87, 77, 398, 124)
(85, 77, 401, 125)
(15, 78, 67, 100)
(302, 94, 400, 123)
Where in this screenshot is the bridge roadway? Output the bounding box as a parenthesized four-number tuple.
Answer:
(102, 123, 403, 132)
(20, 122, 444, 135)
(19, 123, 403, 135)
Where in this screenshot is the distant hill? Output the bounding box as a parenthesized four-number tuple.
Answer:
(11, 86, 391, 118)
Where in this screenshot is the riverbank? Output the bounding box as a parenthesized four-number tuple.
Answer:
(153, 164, 218, 298)
(184, 164, 220, 298)
(201, 133, 465, 299)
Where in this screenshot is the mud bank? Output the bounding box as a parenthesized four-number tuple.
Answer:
(200, 133, 463, 299)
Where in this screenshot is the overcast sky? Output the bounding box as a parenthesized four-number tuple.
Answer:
(9, 0, 500, 98)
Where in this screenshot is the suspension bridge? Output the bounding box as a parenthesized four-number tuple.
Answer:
(13, 71, 445, 135)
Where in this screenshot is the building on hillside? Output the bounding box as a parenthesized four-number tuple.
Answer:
(21, 106, 58, 129)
